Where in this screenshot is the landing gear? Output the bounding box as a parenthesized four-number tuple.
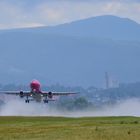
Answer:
(25, 99, 30, 103)
(43, 95, 48, 103)
(43, 100, 48, 103)
(25, 95, 30, 103)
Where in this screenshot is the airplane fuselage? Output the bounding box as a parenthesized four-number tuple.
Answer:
(30, 80, 41, 93)
(29, 80, 44, 102)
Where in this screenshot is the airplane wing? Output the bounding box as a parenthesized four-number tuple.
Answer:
(52, 92, 77, 96)
(0, 90, 78, 103)
(0, 91, 31, 96)
(42, 91, 78, 96)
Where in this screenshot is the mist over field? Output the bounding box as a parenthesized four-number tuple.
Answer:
(0, 98, 140, 117)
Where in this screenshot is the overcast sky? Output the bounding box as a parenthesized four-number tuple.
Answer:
(0, 0, 140, 29)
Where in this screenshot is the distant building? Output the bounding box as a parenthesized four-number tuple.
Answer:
(105, 72, 119, 89)
(105, 72, 110, 89)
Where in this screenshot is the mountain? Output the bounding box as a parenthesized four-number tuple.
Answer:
(0, 15, 140, 87)
(26, 15, 140, 41)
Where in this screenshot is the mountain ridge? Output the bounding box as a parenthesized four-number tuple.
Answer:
(1, 15, 140, 41)
(0, 15, 140, 87)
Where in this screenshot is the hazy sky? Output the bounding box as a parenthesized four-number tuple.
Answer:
(0, 0, 140, 29)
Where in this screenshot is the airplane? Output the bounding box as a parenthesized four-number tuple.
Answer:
(0, 80, 77, 103)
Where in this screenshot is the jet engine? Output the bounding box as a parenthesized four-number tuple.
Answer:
(48, 92, 53, 98)
(19, 91, 24, 98)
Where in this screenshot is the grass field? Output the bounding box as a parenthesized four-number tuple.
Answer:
(0, 116, 140, 140)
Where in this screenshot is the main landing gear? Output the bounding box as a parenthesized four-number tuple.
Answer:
(25, 95, 30, 103)
(25, 99, 30, 103)
(43, 99, 48, 103)
(43, 95, 48, 103)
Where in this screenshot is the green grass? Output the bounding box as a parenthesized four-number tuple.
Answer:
(0, 116, 140, 140)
